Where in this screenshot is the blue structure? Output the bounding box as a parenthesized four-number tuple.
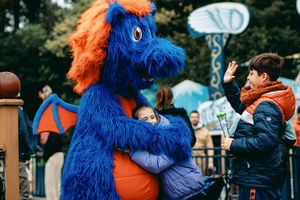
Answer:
(188, 2, 250, 100)
(205, 33, 230, 99)
(172, 80, 209, 114)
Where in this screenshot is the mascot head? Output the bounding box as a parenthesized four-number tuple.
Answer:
(68, 0, 185, 94)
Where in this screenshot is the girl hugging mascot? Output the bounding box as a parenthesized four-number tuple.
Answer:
(61, 0, 192, 199)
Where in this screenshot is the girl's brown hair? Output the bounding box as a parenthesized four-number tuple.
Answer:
(155, 86, 173, 111)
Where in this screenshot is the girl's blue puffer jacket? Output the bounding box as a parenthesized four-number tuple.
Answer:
(131, 116, 205, 199)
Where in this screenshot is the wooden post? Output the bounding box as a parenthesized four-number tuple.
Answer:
(0, 99, 23, 200)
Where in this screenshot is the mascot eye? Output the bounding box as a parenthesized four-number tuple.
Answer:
(133, 27, 143, 41)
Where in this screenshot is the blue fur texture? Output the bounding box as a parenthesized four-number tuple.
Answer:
(61, 2, 190, 199)
(102, 2, 185, 96)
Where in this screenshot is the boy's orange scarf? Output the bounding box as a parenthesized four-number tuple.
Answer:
(240, 81, 287, 106)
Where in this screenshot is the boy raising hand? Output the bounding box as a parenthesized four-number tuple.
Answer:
(221, 53, 295, 199)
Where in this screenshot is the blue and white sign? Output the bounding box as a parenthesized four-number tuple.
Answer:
(187, 2, 250, 100)
(188, 2, 250, 37)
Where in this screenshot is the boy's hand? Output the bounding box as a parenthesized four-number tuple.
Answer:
(221, 137, 233, 151)
(223, 61, 238, 83)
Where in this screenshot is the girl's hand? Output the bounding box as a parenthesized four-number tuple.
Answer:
(223, 61, 238, 83)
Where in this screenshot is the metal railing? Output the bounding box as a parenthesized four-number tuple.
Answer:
(30, 147, 300, 199)
(192, 147, 300, 200)
(31, 155, 45, 197)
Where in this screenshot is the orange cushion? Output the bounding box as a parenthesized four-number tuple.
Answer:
(113, 151, 159, 200)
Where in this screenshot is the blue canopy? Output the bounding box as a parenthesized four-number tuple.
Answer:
(278, 77, 299, 94)
(172, 80, 209, 114)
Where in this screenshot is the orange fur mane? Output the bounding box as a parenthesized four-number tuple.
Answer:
(67, 0, 152, 94)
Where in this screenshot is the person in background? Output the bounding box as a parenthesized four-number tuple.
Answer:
(293, 106, 300, 198)
(17, 91, 38, 200)
(155, 86, 196, 147)
(38, 85, 64, 200)
(293, 106, 300, 147)
(130, 105, 205, 200)
(221, 53, 295, 199)
(189, 110, 214, 175)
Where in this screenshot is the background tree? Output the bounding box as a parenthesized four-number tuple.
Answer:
(154, 0, 300, 87)
(0, 0, 75, 118)
(0, 0, 299, 118)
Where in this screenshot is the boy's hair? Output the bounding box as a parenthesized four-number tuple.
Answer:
(297, 106, 300, 114)
(132, 104, 158, 120)
(249, 53, 284, 81)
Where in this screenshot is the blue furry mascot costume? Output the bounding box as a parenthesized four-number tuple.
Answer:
(60, 0, 192, 199)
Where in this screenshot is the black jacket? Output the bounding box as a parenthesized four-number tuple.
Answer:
(43, 132, 63, 162)
(157, 107, 196, 147)
(18, 107, 35, 162)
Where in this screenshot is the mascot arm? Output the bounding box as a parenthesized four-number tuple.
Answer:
(81, 85, 191, 161)
(113, 116, 191, 161)
(98, 115, 191, 162)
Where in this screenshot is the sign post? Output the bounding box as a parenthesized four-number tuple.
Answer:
(188, 2, 250, 100)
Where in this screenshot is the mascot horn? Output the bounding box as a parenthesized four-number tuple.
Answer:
(34, 0, 192, 199)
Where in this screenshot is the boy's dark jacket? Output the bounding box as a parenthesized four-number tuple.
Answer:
(157, 107, 196, 147)
(222, 81, 295, 188)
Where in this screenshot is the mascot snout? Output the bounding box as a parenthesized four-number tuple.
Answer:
(142, 38, 186, 78)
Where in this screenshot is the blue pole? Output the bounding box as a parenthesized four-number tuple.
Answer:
(205, 33, 230, 100)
